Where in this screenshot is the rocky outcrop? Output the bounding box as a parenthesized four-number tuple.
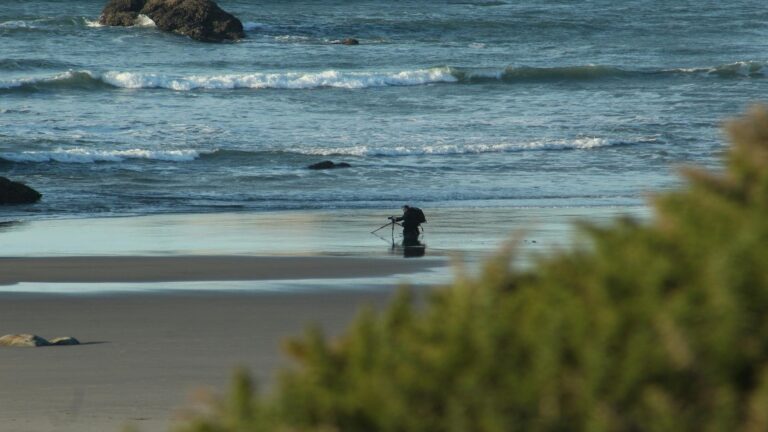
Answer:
(307, 160, 352, 170)
(0, 177, 42, 204)
(100, 0, 147, 26)
(0, 334, 81, 347)
(99, 0, 245, 42)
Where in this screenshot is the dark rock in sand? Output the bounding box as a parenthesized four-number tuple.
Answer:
(0, 177, 42, 205)
(0, 334, 81, 347)
(0, 334, 50, 347)
(99, 0, 245, 42)
(307, 160, 352, 170)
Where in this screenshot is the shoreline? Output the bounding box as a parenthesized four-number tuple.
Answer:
(0, 255, 443, 285)
(0, 205, 649, 255)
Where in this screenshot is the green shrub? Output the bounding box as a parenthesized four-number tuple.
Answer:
(174, 106, 768, 432)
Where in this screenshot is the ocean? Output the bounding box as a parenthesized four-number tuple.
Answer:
(2, 0, 767, 220)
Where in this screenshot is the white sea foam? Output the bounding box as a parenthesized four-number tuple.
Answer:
(99, 68, 457, 90)
(84, 18, 103, 28)
(134, 14, 156, 27)
(3, 60, 765, 93)
(667, 61, 767, 77)
(84, 15, 153, 28)
(0, 148, 204, 163)
(461, 68, 505, 80)
(274, 35, 312, 43)
(0, 20, 34, 29)
(294, 137, 642, 157)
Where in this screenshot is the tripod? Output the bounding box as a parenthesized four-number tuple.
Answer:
(371, 218, 402, 244)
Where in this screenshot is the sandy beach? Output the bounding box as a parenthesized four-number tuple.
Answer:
(0, 289, 413, 432)
(0, 207, 647, 431)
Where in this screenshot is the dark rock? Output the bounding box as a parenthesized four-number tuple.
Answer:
(307, 160, 352, 170)
(99, 0, 245, 42)
(99, 0, 145, 26)
(142, 0, 245, 42)
(331, 38, 359, 45)
(0, 177, 42, 205)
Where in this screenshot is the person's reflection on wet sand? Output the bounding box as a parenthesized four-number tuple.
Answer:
(400, 236, 426, 258)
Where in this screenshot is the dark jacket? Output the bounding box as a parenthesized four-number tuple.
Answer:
(396, 207, 423, 234)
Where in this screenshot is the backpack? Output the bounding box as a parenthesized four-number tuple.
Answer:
(412, 207, 427, 224)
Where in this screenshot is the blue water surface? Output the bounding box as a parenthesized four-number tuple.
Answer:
(1, 0, 767, 218)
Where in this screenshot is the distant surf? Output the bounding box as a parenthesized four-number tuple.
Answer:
(3, 0, 765, 219)
(2, 62, 764, 93)
(0, 137, 655, 165)
(0, 148, 203, 164)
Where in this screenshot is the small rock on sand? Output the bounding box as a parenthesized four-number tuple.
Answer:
(50, 336, 81, 346)
(0, 334, 81, 347)
(0, 334, 51, 347)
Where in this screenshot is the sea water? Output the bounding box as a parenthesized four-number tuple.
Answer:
(2, 0, 767, 219)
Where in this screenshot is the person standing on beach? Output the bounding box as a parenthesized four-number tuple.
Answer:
(392, 205, 426, 240)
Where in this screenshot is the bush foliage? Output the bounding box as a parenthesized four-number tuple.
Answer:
(174, 106, 768, 432)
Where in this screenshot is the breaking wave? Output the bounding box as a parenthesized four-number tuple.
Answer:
(0, 68, 456, 91)
(287, 137, 648, 157)
(1, 16, 104, 30)
(99, 68, 456, 90)
(0, 138, 649, 165)
(83, 19, 103, 28)
(1, 62, 763, 93)
(0, 20, 37, 29)
(0, 148, 205, 164)
(0, 70, 110, 91)
(664, 61, 767, 78)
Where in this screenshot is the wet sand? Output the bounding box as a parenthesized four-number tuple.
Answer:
(0, 207, 649, 431)
(0, 289, 412, 432)
(0, 255, 441, 285)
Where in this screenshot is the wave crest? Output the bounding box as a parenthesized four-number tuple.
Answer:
(99, 68, 456, 90)
(666, 61, 767, 78)
(453, 65, 631, 82)
(294, 138, 645, 157)
(0, 148, 205, 164)
(0, 137, 652, 165)
(0, 70, 109, 91)
(0, 20, 36, 29)
(2, 61, 764, 93)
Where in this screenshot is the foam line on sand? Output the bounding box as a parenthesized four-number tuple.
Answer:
(0, 255, 444, 285)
